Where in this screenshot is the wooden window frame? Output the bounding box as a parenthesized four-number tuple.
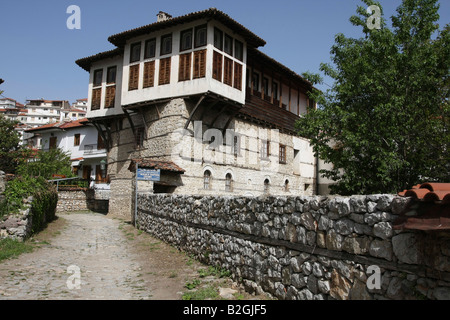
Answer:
(234, 39, 243, 61)
(212, 51, 223, 82)
(128, 64, 139, 91)
(279, 144, 287, 164)
(159, 57, 171, 85)
(91, 88, 102, 110)
(144, 38, 156, 59)
(261, 140, 270, 159)
(234, 63, 243, 91)
(223, 56, 233, 87)
(130, 42, 141, 63)
(104, 85, 116, 109)
(193, 49, 206, 79)
(178, 52, 192, 82)
(143, 61, 155, 88)
(74, 134, 80, 147)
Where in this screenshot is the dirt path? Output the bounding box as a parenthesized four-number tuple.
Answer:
(0, 211, 268, 300)
(0, 212, 203, 300)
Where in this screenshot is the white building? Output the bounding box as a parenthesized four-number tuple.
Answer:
(23, 99, 69, 128)
(25, 118, 109, 190)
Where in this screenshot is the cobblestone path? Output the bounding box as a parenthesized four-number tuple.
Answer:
(0, 212, 154, 300)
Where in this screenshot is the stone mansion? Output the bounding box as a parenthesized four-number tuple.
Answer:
(76, 8, 329, 217)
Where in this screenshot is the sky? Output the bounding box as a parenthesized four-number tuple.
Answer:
(0, 0, 449, 105)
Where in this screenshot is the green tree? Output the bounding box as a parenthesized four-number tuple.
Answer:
(297, 0, 449, 195)
(0, 114, 22, 174)
(17, 148, 73, 180)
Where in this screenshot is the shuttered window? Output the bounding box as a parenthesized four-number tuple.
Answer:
(178, 53, 191, 82)
(128, 64, 139, 91)
(193, 50, 206, 79)
(91, 88, 102, 110)
(223, 56, 233, 87)
(159, 57, 171, 85)
(234, 62, 243, 91)
(143, 61, 155, 88)
(104, 85, 116, 108)
(212, 51, 223, 82)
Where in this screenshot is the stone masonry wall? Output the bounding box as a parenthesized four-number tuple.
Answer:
(136, 194, 450, 300)
(57, 190, 109, 213)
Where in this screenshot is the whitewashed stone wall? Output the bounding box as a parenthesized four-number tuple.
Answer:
(136, 194, 450, 300)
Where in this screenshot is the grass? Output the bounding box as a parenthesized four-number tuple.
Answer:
(0, 238, 34, 262)
(182, 285, 219, 300)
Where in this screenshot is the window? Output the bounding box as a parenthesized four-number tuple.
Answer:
(93, 69, 103, 87)
(225, 173, 233, 192)
(179, 53, 192, 81)
(223, 57, 233, 87)
(252, 72, 260, 92)
(159, 57, 171, 85)
(224, 34, 233, 56)
(284, 179, 290, 192)
(143, 61, 155, 88)
(264, 179, 270, 195)
(204, 170, 211, 190)
(180, 29, 193, 52)
(235, 40, 243, 61)
(74, 134, 80, 146)
(144, 38, 156, 59)
(135, 127, 145, 148)
(105, 85, 116, 108)
(272, 81, 279, 100)
(107, 66, 117, 84)
(214, 28, 223, 50)
(49, 137, 57, 149)
(128, 64, 139, 91)
(263, 77, 269, 96)
(130, 42, 141, 63)
(212, 51, 223, 81)
(233, 135, 240, 156)
(193, 50, 206, 79)
(279, 144, 287, 163)
(160, 34, 172, 56)
(91, 88, 102, 110)
(194, 25, 207, 48)
(234, 63, 243, 91)
(261, 140, 270, 159)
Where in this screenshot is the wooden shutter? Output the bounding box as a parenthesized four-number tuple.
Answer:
(193, 49, 206, 79)
(159, 57, 171, 85)
(234, 62, 243, 91)
(212, 51, 223, 82)
(178, 53, 191, 82)
(91, 88, 101, 110)
(49, 137, 57, 149)
(104, 85, 116, 108)
(223, 56, 233, 86)
(128, 64, 139, 91)
(143, 61, 155, 88)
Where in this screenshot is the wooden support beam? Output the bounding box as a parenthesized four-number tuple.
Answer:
(184, 94, 206, 130)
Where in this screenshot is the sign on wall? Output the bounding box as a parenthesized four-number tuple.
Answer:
(137, 168, 161, 181)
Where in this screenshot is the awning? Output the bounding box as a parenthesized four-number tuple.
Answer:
(129, 158, 185, 174)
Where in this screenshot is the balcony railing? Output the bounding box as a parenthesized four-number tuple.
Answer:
(83, 144, 106, 155)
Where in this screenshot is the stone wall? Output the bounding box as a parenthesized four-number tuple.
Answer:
(136, 194, 450, 300)
(56, 189, 109, 213)
(0, 197, 33, 242)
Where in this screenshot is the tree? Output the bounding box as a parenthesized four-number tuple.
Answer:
(0, 114, 21, 174)
(297, 0, 449, 195)
(17, 148, 73, 180)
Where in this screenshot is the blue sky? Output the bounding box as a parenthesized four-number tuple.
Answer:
(1, 0, 449, 105)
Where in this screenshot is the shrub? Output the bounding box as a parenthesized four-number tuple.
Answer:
(31, 185, 58, 233)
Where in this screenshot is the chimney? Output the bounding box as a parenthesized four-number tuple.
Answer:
(157, 11, 172, 22)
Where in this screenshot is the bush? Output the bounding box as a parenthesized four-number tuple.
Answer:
(31, 186, 58, 233)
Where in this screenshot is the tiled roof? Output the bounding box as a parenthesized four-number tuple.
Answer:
(394, 182, 450, 231)
(398, 183, 450, 203)
(130, 158, 185, 173)
(75, 48, 124, 72)
(108, 8, 266, 49)
(26, 118, 89, 132)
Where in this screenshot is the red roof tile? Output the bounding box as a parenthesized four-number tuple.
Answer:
(394, 182, 450, 231)
(130, 158, 185, 173)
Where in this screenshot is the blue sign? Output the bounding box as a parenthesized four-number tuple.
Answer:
(137, 168, 161, 181)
